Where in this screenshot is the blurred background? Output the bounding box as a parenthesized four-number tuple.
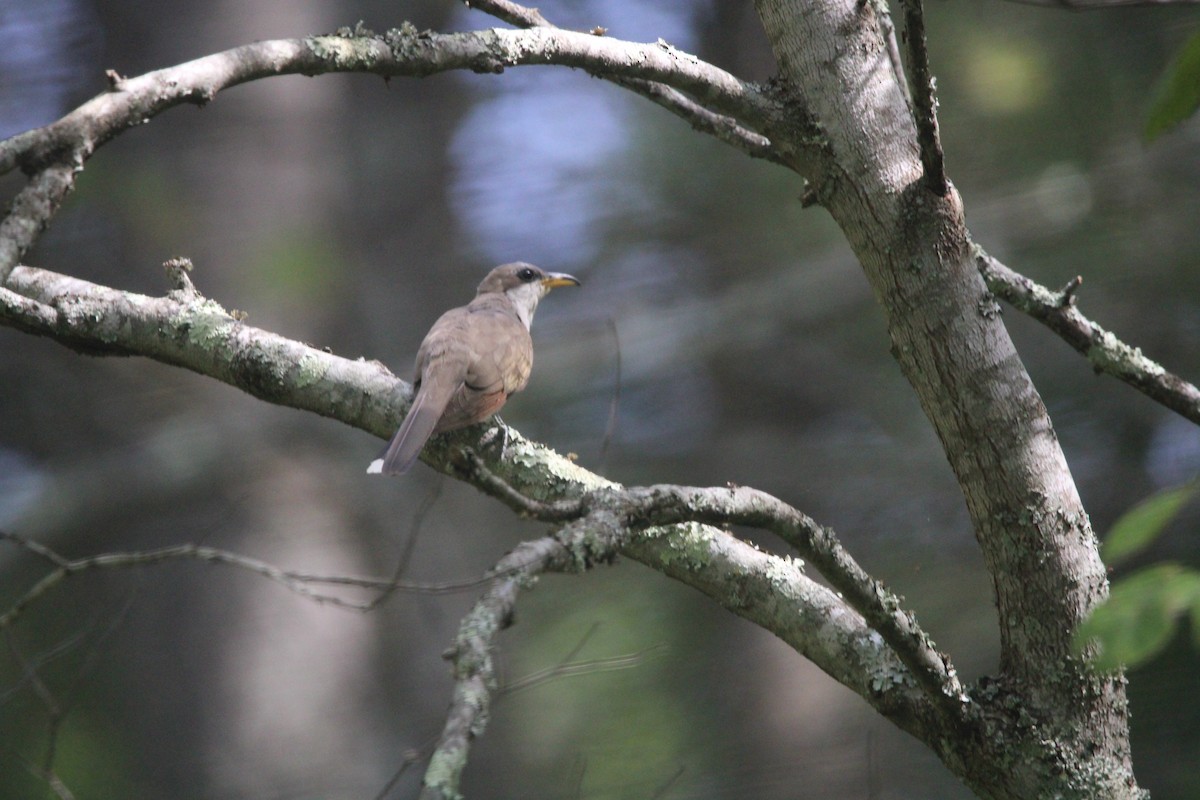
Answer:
(2, 1, 1199, 797)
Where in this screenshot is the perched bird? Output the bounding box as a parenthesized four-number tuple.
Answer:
(368, 263, 580, 475)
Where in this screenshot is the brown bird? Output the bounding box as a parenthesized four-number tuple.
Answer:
(367, 263, 580, 475)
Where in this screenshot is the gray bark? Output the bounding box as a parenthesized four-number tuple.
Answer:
(753, 0, 1139, 796)
(0, 1, 1174, 797)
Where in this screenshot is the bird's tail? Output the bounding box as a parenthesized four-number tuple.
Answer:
(367, 376, 461, 475)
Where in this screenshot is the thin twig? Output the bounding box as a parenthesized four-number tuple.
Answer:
(366, 480, 445, 610)
(898, 0, 948, 195)
(420, 533, 576, 800)
(501, 643, 667, 696)
(976, 247, 1200, 426)
(460, 0, 786, 165)
(599, 316, 623, 466)
(651, 765, 687, 799)
(372, 737, 440, 800)
(455, 450, 588, 521)
(0, 532, 535, 629)
(0, 163, 78, 283)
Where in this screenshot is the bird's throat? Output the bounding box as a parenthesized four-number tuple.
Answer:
(505, 281, 545, 330)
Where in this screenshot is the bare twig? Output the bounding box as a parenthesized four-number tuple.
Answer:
(454, 450, 588, 521)
(366, 480, 445, 610)
(0, 26, 774, 180)
(599, 316, 623, 465)
(3, 631, 76, 799)
(651, 765, 687, 799)
(372, 738, 439, 800)
(461, 0, 786, 164)
(420, 533, 577, 800)
(976, 248, 1200, 426)
(0, 163, 78, 283)
(501, 643, 667, 695)
(898, 0, 948, 195)
(0, 531, 537, 629)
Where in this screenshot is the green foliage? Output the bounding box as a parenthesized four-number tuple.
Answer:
(1077, 564, 1200, 671)
(252, 227, 341, 303)
(1145, 30, 1200, 143)
(1102, 481, 1198, 567)
(1077, 481, 1200, 670)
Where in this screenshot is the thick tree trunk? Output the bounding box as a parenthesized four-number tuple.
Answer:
(753, 1, 1141, 797)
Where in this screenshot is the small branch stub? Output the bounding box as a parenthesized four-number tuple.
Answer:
(1058, 275, 1083, 307)
(899, 0, 948, 196)
(163, 256, 198, 297)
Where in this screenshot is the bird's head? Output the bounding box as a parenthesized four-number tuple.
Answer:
(477, 262, 580, 329)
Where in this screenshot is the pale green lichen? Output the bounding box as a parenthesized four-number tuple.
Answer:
(421, 747, 465, 800)
(1088, 328, 1166, 378)
(305, 34, 377, 70)
(646, 521, 714, 571)
(180, 305, 235, 348)
(763, 555, 801, 591)
(295, 351, 330, 388)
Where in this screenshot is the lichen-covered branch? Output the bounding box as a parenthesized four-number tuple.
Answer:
(461, 0, 786, 165)
(0, 24, 779, 281)
(3, 265, 405, 435)
(977, 247, 1200, 426)
(624, 484, 964, 706)
(420, 533, 575, 800)
(0, 26, 774, 180)
(1, 263, 945, 773)
(457, 452, 962, 712)
(0, 163, 79, 284)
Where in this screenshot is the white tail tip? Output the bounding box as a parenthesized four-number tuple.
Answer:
(366, 459, 385, 475)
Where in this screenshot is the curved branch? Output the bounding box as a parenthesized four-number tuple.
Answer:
(461, 0, 786, 165)
(626, 484, 964, 706)
(0, 25, 774, 179)
(421, 533, 575, 800)
(1, 263, 944, 745)
(457, 452, 963, 710)
(976, 248, 1200, 426)
(0, 25, 780, 282)
(0, 164, 78, 284)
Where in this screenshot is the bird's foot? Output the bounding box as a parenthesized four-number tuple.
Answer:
(479, 417, 510, 460)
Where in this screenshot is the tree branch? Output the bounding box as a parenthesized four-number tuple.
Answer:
(0, 25, 780, 281)
(456, 448, 964, 714)
(898, 0, 948, 195)
(0, 26, 775, 180)
(420, 533, 575, 800)
(0, 531, 541, 629)
(0, 164, 79, 284)
(976, 248, 1200, 426)
(1, 262, 945, 750)
(625, 484, 964, 707)
(461, 0, 787, 165)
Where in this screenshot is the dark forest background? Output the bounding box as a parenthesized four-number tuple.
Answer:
(2, 1, 1199, 797)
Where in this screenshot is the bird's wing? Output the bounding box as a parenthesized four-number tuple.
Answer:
(435, 308, 532, 432)
(369, 309, 473, 475)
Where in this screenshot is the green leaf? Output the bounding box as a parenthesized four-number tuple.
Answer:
(1191, 591, 1200, 650)
(1076, 564, 1200, 671)
(1145, 30, 1200, 143)
(1102, 481, 1197, 567)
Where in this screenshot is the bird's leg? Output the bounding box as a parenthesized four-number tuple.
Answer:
(478, 416, 511, 460)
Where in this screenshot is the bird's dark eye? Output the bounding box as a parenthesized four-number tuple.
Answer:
(517, 267, 537, 282)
